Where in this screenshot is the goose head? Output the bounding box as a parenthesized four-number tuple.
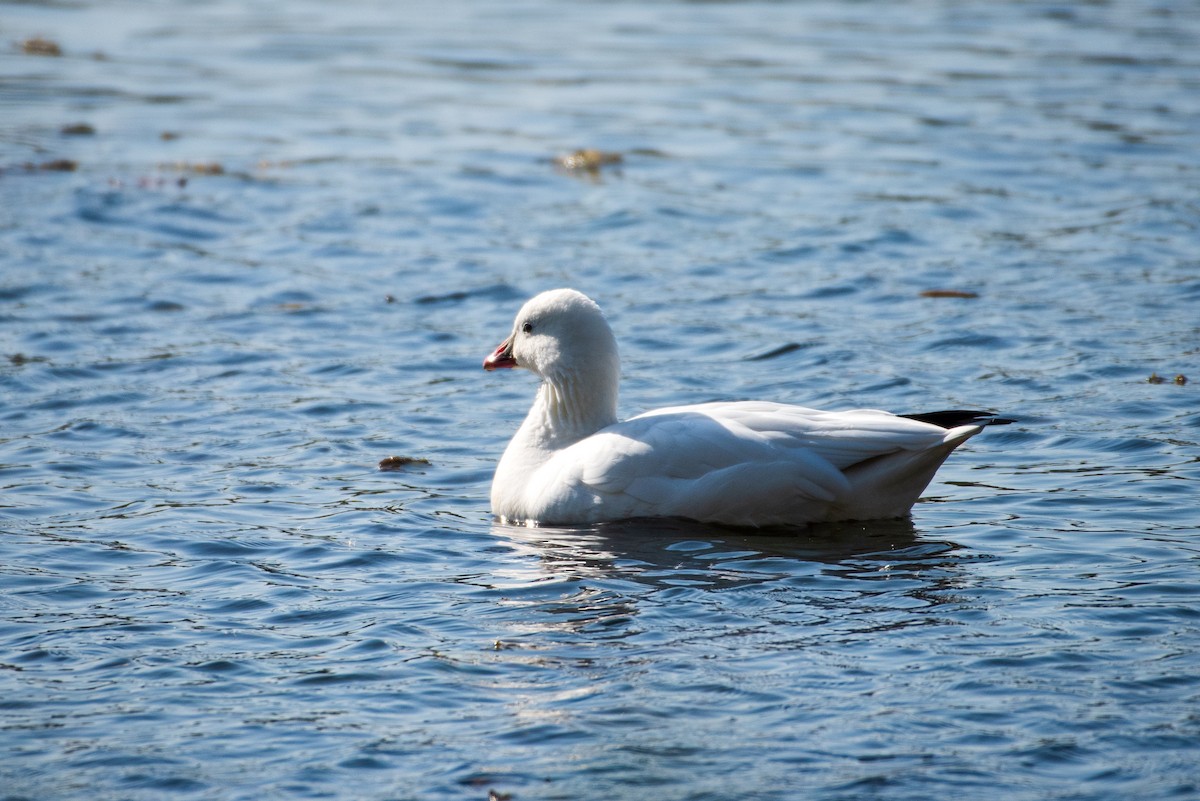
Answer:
(484, 289, 617, 378)
(484, 288, 620, 435)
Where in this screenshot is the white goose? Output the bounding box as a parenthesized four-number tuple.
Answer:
(484, 289, 1010, 528)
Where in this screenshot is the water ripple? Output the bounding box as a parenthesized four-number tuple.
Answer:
(3, 0, 1200, 799)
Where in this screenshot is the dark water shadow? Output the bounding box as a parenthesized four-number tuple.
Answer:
(490, 516, 961, 590)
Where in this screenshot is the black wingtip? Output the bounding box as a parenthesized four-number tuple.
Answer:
(899, 409, 1015, 429)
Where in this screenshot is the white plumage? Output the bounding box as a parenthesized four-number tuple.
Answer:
(484, 288, 1008, 528)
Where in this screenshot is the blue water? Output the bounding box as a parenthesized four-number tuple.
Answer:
(2, 1, 1199, 799)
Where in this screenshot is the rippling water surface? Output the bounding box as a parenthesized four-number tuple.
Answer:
(2, 1, 1199, 799)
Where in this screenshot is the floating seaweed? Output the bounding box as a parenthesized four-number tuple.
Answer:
(378, 455, 431, 471)
(554, 148, 623, 174)
(920, 289, 979, 299)
(21, 36, 61, 56)
(38, 159, 77, 171)
(159, 161, 224, 175)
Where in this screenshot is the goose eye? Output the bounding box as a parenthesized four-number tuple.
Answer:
(522, 322, 533, 334)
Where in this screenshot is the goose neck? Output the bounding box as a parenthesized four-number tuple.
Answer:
(531, 371, 617, 442)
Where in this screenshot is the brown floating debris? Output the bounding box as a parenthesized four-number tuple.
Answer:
(61, 123, 95, 136)
(920, 289, 979, 299)
(103, 175, 190, 190)
(38, 159, 77, 171)
(160, 161, 224, 175)
(555, 148, 623, 173)
(378, 455, 431, 471)
(22, 36, 61, 56)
